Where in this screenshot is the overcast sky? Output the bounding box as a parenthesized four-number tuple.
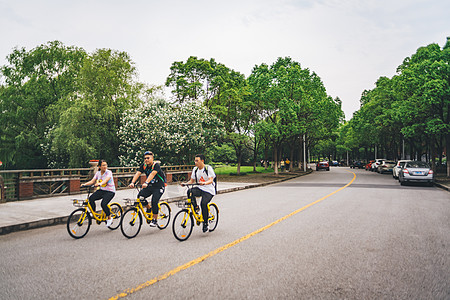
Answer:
(1, 0, 449, 119)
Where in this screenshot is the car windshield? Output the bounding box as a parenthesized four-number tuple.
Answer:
(406, 161, 430, 168)
(399, 162, 407, 167)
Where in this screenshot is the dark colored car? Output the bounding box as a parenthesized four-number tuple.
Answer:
(350, 161, 365, 169)
(316, 161, 330, 171)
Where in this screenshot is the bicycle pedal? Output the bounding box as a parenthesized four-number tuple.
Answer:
(196, 221, 200, 226)
(146, 219, 151, 224)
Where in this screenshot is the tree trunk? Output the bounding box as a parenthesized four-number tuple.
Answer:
(237, 152, 242, 175)
(298, 136, 303, 170)
(447, 132, 450, 177)
(289, 147, 294, 172)
(273, 146, 279, 175)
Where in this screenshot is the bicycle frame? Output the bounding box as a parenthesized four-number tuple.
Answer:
(72, 187, 120, 222)
(180, 184, 217, 224)
(124, 184, 168, 224)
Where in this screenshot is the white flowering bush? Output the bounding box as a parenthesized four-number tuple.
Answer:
(118, 98, 224, 166)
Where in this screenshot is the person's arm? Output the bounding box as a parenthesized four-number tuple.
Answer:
(200, 176, 214, 185)
(142, 170, 157, 188)
(101, 172, 112, 187)
(129, 171, 142, 187)
(181, 170, 196, 186)
(82, 173, 97, 187)
(200, 166, 215, 185)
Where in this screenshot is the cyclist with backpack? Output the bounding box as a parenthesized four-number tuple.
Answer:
(181, 154, 216, 233)
(129, 151, 166, 227)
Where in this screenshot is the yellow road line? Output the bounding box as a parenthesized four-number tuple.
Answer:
(109, 171, 356, 300)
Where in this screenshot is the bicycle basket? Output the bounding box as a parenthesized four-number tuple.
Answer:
(123, 198, 137, 206)
(176, 200, 188, 208)
(72, 199, 88, 207)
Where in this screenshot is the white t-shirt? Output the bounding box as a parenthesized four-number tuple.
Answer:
(191, 165, 216, 196)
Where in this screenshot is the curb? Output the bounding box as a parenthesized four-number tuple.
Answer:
(0, 170, 312, 235)
(434, 181, 450, 192)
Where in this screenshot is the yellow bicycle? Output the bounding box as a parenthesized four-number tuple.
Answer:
(172, 184, 219, 241)
(120, 184, 171, 238)
(67, 186, 123, 239)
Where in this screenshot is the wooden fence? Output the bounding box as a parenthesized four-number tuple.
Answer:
(0, 165, 194, 202)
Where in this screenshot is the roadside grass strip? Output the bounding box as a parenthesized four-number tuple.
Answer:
(109, 170, 356, 299)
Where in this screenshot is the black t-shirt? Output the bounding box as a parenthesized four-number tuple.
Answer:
(138, 162, 165, 188)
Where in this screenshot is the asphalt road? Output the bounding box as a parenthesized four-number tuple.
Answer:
(0, 167, 449, 299)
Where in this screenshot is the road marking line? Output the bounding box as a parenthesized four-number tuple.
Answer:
(109, 171, 356, 299)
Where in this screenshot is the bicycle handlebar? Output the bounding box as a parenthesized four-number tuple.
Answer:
(180, 183, 200, 187)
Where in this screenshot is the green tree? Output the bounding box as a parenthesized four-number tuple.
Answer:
(118, 97, 224, 166)
(0, 41, 86, 168)
(166, 56, 252, 174)
(42, 48, 142, 167)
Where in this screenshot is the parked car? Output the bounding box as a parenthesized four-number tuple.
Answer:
(350, 161, 365, 169)
(398, 161, 434, 186)
(331, 161, 339, 167)
(365, 160, 375, 171)
(377, 160, 396, 174)
(393, 160, 411, 179)
(316, 161, 330, 171)
(370, 158, 386, 172)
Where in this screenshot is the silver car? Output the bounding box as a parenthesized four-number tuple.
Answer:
(393, 160, 411, 179)
(398, 161, 434, 186)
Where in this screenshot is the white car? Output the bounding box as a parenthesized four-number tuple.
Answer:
(393, 160, 411, 179)
(370, 158, 386, 172)
(377, 160, 396, 174)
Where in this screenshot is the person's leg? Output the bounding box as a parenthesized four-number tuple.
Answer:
(88, 190, 103, 212)
(138, 187, 153, 212)
(150, 187, 164, 221)
(200, 191, 213, 232)
(100, 191, 115, 217)
(189, 187, 202, 211)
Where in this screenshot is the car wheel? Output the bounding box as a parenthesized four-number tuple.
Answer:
(327, 168, 330, 171)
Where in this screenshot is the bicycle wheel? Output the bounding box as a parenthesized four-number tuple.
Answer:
(67, 208, 92, 239)
(120, 208, 142, 239)
(207, 203, 219, 232)
(172, 209, 193, 241)
(157, 202, 171, 230)
(107, 203, 123, 230)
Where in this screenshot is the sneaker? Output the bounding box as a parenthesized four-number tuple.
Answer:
(106, 218, 113, 227)
(202, 222, 208, 233)
(149, 219, 157, 227)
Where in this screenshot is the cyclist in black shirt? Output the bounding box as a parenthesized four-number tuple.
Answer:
(129, 151, 165, 227)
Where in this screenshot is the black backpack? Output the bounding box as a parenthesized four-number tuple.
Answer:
(194, 165, 217, 193)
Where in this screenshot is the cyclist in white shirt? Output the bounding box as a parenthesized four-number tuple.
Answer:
(182, 154, 216, 233)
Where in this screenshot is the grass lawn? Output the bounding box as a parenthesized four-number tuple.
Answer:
(214, 165, 275, 175)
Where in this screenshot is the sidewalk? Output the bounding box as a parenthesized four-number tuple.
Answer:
(0, 181, 281, 235)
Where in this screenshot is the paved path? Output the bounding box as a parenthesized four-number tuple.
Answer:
(0, 169, 447, 235)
